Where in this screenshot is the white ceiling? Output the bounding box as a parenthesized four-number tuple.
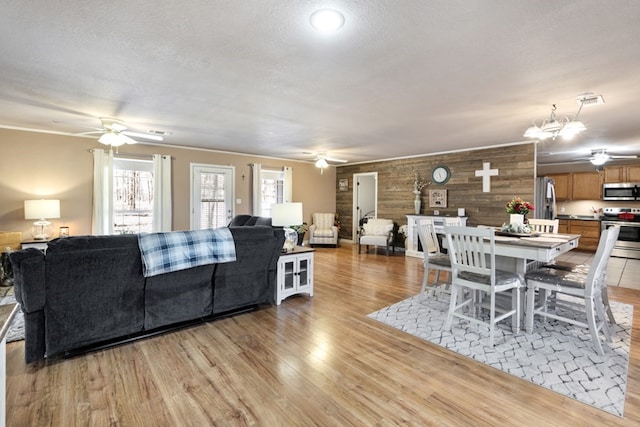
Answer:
(2, 1, 640, 166)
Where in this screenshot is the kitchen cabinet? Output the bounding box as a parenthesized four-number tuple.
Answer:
(547, 172, 601, 200)
(567, 219, 600, 252)
(557, 219, 569, 234)
(548, 173, 571, 200)
(603, 164, 640, 183)
(571, 172, 602, 200)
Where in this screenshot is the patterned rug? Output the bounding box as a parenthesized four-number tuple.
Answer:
(368, 294, 632, 417)
(0, 291, 24, 343)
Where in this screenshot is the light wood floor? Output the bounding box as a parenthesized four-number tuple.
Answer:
(6, 244, 640, 426)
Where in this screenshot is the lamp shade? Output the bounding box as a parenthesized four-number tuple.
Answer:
(271, 202, 303, 226)
(24, 199, 60, 220)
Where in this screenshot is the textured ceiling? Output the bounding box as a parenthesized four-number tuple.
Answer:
(1, 1, 640, 166)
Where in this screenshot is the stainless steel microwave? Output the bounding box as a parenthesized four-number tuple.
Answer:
(602, 182, 640, 201)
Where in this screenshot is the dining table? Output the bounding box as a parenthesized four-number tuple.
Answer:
(491, 232, 581, 273)
(441, 230, 581, 274)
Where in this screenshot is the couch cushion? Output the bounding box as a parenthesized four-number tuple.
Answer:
(44, 239, 146, 356)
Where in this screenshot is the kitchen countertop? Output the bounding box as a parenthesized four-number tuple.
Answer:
(556, 215, 601, 221)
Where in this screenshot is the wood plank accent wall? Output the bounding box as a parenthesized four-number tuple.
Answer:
(336, 143, 536, 239)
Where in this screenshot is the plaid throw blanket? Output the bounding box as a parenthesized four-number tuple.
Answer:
(138, 228, 236, 278)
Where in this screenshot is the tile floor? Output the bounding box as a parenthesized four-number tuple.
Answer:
(558, 251, 640, 290)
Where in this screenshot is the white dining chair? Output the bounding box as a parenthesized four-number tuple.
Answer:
(443, 217, 463, 226)
(524, 225, 620, 356)
(444, 226, 525, 347)
(527, 218, 559, 233)
(417, 219, 451, 299)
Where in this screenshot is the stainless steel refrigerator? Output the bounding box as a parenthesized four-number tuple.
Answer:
(535, 177, 557, 219)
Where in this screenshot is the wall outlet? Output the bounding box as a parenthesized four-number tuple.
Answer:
(236, 198, 242, 204)
(433, 210, 439, 215)
(560, 206, 565, 213)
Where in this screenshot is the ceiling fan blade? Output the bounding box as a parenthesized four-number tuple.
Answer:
(74, 130, 105, 136)
(119, 133, 138, 145)
(122, 130, 163, 141)
(610, 155, 638, 159)
(325, 157, 347, 163)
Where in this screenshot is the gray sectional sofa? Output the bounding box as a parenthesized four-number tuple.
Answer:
(9, 225, 284, 363)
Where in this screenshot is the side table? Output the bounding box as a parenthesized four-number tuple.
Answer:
(21, 239, 52, 252)
(276, 246, 314, 305)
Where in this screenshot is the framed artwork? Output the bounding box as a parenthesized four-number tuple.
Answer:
(339, 179, 348, 191)
(429, 189, 447, 208)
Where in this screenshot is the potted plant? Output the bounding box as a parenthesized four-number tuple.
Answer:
(291, 222, 308, 246)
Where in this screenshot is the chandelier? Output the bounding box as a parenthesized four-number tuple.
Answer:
(523, 94, 604, 141)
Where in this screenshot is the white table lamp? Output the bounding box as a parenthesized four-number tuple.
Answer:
(24, 199, 60, 240)
(271, 202, 303, 252)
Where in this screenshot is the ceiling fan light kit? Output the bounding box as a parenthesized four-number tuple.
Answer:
(88, 117, 165, 147)
(315, 158, 329, 169)
(523, 93, 603, 141)
(590, 150, 610, 166)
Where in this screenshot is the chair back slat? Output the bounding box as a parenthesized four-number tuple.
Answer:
(417, 219, 440, 255)
(446, 226, 496, 286)
(585, 225, 620, 294)
(528, 218, 559, 233)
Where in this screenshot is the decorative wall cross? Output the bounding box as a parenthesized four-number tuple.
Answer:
(475, 162, 499, 192)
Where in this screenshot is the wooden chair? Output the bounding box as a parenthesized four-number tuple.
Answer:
(527, 218, 559, 233)
(524, 225, 620, 356)
(417, 219, 451, 299)
(444, 226, 524, 347)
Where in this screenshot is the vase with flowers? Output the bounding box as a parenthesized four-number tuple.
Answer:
(412, 172, 427, 214)
(505, 197, 534, 225)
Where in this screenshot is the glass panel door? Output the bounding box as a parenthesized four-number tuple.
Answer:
(191, 164, 235, 229)
(283, 259, 295, 290)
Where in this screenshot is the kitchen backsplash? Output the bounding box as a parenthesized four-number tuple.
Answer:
(558, 200, 640, 217)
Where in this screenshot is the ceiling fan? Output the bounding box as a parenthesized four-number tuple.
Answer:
(304, 152, 347, 166)
(78, 117, 165, 147)
(538, 148, 638, 166)
(304, 152, 348, 174)
(587, 149, 638, 166)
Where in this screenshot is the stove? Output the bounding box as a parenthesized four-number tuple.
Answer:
(601, 207, 640, 258)
(602, 207, 640, 221)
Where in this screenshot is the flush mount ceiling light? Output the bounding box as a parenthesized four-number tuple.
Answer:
(523, 93, 604, 141)
(310, 9, 345, 32)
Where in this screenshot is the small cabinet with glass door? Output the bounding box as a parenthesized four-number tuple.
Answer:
(276, 247, 314, 305)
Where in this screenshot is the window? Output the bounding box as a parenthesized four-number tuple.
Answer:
(93, 150, 171, 235)
(113, 158, 154, 234)
(259, 169, 284, 217)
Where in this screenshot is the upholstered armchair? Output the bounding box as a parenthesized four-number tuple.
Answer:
(358, 218, 395, 255)
(309, 213, 339, 247)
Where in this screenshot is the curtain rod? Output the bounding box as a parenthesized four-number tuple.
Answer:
(88, 149, 174, 160)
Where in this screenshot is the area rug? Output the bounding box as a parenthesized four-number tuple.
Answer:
(0, 295, 24, 343)
(368, 294, 632, 417)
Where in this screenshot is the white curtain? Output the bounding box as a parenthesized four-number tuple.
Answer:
(251, 163, 262, 215)
(152, 154, 172, 232)
(283, 166, 293, 202)
(92, 148, 113, 235)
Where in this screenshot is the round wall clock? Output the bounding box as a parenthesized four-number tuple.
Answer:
(431, 165, 451, 185)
